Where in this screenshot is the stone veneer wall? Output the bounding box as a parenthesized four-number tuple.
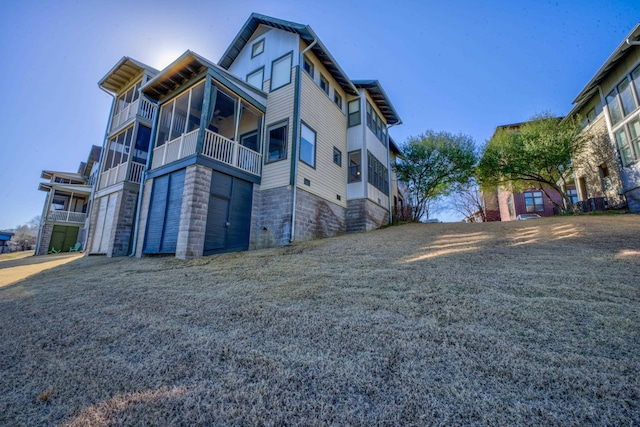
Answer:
(294, 188, 345, 241)
(110, 188, 139, 257)
(346, 198, 389, 232)
(134, 178, 154, 258)
(249, 185, 293, 249)
(176, 164, 212, 260)
(36, 223, 54, 255)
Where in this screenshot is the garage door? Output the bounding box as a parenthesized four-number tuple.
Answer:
(204, 171, 252, 255)
(143, 170, 185, 254)
(49, 225, 79, 253)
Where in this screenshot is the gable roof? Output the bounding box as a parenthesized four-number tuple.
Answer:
(142, 50, 267, 111)
(353, 80, 402, 125)
(570, 23, 640, 112)
(98, 57, 158, 94)
(219, 13, 358, 96)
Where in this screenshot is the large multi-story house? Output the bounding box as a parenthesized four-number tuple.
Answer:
(75, 13, 403, 259)
(565, 23, 640, 212)
(35, 146, 101, 254)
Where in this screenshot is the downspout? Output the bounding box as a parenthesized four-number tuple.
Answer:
(290, 38, 317, 243)
(626, 39, 640, 46)
(385, 122, 401, 224)
(85, 87, 116, 253)
(129, 95, 159, 256)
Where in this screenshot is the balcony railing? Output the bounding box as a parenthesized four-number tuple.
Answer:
(110, 98, 155, 133)
(202, 129, 262, 176)
(98, 161, 146, 190)
(151, 129, 198, 169)
(48, 210, 87, 224)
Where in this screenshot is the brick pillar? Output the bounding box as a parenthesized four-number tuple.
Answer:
(135, 179, 154, 258)
(176, 164, 212, 260)
(111, 188, 139, 257)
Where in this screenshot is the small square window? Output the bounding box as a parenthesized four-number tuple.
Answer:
(251, 39, 264, 58)
(333, 147, 342, 166)
(320, 74, 329, 95)
(334, 91, 343, 109)
(303, 55, 314, 78)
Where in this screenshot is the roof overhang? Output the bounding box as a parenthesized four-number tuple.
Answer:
(219, 13, 359, 96)
(572, 23, 640, 107)
(40, 170, 87, 181)
(98, 57, 158, 94)
(38, 183, 92, 195)
(142, 50, 267, 111)
(353, 80, 402, 125)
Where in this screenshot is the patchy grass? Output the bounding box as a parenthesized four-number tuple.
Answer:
(0, 215, 639, 426)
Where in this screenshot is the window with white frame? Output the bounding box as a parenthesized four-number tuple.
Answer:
(347, 99, 360, 127)
(524, 191, 544, 212)
(251, 39, 264, 58)
(629, 118, 640, 163)
(266, 121, 288, 163)
(155, 81, 205, 147)
(617, 78, 637, 116)
(300, 122, 316, 167)
(320, 74, 329, 95)
(606, 89, 623, 125)
(105, 126, 134, 171)
(366, 101, 386, 144)
(115, 80, 142, 115)
(303, 55, 314, 78)
(246, 67, 264, 90)
(270, 53, 292, 91)
(615, 128, 632, 166)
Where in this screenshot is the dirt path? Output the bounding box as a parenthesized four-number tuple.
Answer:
(0, 252, 84, 288)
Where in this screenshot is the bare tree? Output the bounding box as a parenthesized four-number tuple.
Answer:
(451, 181, 485, 222)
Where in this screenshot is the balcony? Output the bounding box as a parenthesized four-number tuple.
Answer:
(150, 129, 262, 176)
(48, 210, 87, 224)
(110, 98, 155, 133)
(98, 161, 146, 190)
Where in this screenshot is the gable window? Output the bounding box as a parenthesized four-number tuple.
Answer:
(303, 55, 314, 78)
(617, 78, 637, 117)
(348, 150, 361, 182)
(606, 90, 623, 125)
(270, 52, 292, 91)
(251, 39, 264, 58)
(334, 91, 343, 109)
(266, 121, 288, 163)
(246, 68, 264, 90)
(300, 122, 316, 167)
(348, 99, 361, 127)
(333, 147, 342, 166)
(524, 191, 544, 212)
(320, 74, 329, 95)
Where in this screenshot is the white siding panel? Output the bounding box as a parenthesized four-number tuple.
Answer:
(298, 72, 347, 207)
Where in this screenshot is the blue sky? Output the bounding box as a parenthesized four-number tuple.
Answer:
(1, 0, 639, 229)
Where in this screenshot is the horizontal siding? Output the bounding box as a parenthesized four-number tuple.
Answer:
(260, 68, 296, 190)
(299, 72, 348, 208)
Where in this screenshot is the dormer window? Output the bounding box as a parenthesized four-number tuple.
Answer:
(251, 39, 265, 58)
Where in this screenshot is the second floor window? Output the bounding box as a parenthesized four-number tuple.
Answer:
(266, 121, 288, 163)
(115, 80, 142, 115)
(156, 81, 205, 147)
(300, 123, 316, 168)
(105, 126, 134, 171)
(247, 68, 264, 90)
(348, 99, 360, 127)
(320, 74, 329, 95)
(303, 55, 314, 78)
(348, 150, 361, 182)
(271, 53, 292, 91)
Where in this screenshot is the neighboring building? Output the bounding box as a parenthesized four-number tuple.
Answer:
(35, 146, 101, 254)
(565, 23, 640, 212)
(0, 231, 13, 254)
(76, 13, 402, 259)
(496, 185, 563, 221)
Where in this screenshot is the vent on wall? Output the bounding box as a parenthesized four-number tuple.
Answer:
(304, 178, 311, 186)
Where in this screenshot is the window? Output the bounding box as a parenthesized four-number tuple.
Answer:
(133, 125, 151, 164)
(348, 99, 360, 127)
(524, 191, 544, 212)
(334, 91, 343, 109)
(270, 53, 292, 91)
(115, 80, 142, 115)
(606, 89, 622, 125)
(615, 128, 632, 166)
(246, 68, 264, 90)
(617, 78, 637, 117)
(632, 65, 640, 104)
(105, 126, 134, 171)
(155, 81, 205, 147)
(629, 118, 640, 163)
(303, 55, 314, 78)
(251, 39, 264, 58)
(366, 101, 387, 144)
(367, 151, 389, 195)
(320, 74, 329, 95)
(582, 107, 597, 128)
(348, 150, 361, 182)
(333, 147, 342, 166)
(299, 122, 316, 167)
(567, 188, 579, 204)
(266, 122, 287, 163)
(240, 131, 259, 152)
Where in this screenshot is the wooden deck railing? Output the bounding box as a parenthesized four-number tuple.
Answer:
(48, 210, 87, 224)
(202, 129, 262, 176)
(151, 129, 199, 169)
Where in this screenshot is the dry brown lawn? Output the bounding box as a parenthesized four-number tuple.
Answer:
(0, 215, 639, 426)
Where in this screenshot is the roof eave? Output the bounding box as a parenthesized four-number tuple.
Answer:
(98, 56, 159, 95)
